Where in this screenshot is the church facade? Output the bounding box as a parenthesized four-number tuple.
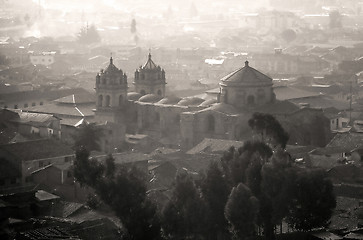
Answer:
(94, 55, 331, 152)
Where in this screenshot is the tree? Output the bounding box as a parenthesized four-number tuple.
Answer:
(105, 154, 115, 177)
(248, 112, 289, 149)
(72, 122, 103, 152)
(225, 183, 259, 240)
(162, 170, 208, 239)
(221, 142, 272, 186)
(74, 147, 104, 187)
(73, 148, 160, 240)
(201, 162, 231, 239)
(286, 169, 336, 231)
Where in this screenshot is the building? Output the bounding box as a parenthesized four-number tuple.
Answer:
(91, 54, 331, 152)
(0, 139, 74, 183)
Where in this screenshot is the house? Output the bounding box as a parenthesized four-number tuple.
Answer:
(30, 162, 73, 186)
(0, 139, 74, 183)
(12, 111, 61, 139)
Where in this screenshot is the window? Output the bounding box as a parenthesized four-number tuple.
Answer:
(98, 95, 103, 107)
(157, 89, 162, 96)
(24, 103, 28, 108)
(105, 95, 111, 107)
(207, 115, 215, 132)
(247, 95, 255, 105)
(32, 102, 36, 106)
(39, 161, 44, 167)
(40, 101, 43, 105)
(14, 105, 18, 109)
(67, 171, 72, 178)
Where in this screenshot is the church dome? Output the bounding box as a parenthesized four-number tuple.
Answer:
(177, 97, 204, 106)
(220, 61, 272, 87)
(138, 94, 163, 103)
(127, 92, 142, 101)
(157, 95, 182, 105)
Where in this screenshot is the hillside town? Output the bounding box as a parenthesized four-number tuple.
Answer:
(2, 0, 363, 239)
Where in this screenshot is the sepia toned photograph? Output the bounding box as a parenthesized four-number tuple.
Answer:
(0, 0, 362, 239)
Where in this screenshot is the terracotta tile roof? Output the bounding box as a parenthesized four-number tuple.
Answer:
(327, 132, 363, 151)
(35, 190, 60, 202)
(53, 91, 95, 105)
(0, 88, 88, 103)
(273, 86, 322, 100)
(187, 138, 244, 154)
(0, 139, 74, 161)
(255, 100, 300, 115)
(28, 103, 95, 117)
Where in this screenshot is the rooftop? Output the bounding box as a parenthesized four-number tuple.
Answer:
(0, 139, 74, 162)
(220, 61, 272, 86)
(187, 138, 244, 155)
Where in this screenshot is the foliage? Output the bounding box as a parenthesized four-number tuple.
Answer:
(77, 24, 101, 45)
(74, 148, 160, 240)
(221, 142, 272, 186)
(201, 162, 231, 239)
(74, 147, 104, 187)
(248, 112, 289, 149)
(225, 183, 259, 240)
(105, 154, 115, 177)
(286, 169, 336, 231)
(220, 137, 335, 239)
(72, 122, 103, 152)
(161, 170, 208, 239)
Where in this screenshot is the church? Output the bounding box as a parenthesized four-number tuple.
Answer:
(94, 54, 331, 152)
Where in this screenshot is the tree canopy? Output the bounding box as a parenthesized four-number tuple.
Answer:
(73, 148, 160, 240)
(72, 122, 103, 152)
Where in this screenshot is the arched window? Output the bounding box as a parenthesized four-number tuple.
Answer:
(105, 95, 111, 107)
(247, 95, 255, 105)
(98, 95, 103, 107)
(140, 90, 146, 95)
(157, 89, 162, 96)
(207, 115, 215, 132)
(119, 95, 123, 106)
